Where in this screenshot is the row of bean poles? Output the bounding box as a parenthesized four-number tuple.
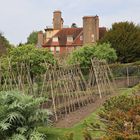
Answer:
(0, 58, 115, 122)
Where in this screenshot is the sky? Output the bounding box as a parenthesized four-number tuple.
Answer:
(0, 0, 140, 45)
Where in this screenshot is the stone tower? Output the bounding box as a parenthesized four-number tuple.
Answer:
(53, 10, 63, 30)
(83, 16, 99, 44)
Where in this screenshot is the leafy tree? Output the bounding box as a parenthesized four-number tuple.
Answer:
(0, 32, 11, 56)
(27, 31, 38, 45)
(67, 43, 117, 68)
(71, 23, 78, 28)
(88, 95, 140, 140)
(0, 91, 51, 140)
(100, 22, 140, 63)
(2, 44, 56, 76)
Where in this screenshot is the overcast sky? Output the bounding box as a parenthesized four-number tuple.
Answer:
(0, 0, 140, 45)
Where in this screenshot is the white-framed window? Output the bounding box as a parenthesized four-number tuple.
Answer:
(67, 35, 73, 42)
(56, 46, 60, 53)
(91, 34, 95, 42)
(50, 47, 55, 52)
(52, 36, 58, 42)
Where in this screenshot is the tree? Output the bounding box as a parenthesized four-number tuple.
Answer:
(4, 44, 56, 75)
(88, 95, 140, 140)
(0, 32, 11, 56)
(67, 43, 117, 68)
(71, 23, 78, 28)
(100, 22, 140, 63)
(0, 91, 51, 140)
(27, 31, 38, 45)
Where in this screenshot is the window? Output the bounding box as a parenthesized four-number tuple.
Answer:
(50, 47, 55, 52)
(52, 36, 58, 42)
(67, 35, 73, 42)
(91, 34, 95, 42)
(56, 46, 60, 53)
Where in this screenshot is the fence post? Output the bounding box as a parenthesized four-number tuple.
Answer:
(126, 67, 129, 87)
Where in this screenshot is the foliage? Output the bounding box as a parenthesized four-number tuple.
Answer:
(100, 22, 140, 63)
(27, 31, 38, 45)
(64, 132, 74, 140)
(67, 43, 117, 68)
(0, 91, 51, 140)
(0, 32, 11, 55)
(71, 23, 78, 28)
(89, 94, 140, 140)
(1, 44, 56, 76)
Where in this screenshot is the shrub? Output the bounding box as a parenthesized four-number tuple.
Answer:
(67, 43, 117, 69)
(0, 91, 51, 140)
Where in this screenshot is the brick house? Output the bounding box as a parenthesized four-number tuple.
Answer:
(37, 10, 106, 55)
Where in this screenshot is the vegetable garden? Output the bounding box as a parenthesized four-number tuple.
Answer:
(0, 58, 116, 122)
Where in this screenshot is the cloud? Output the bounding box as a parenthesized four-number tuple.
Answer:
(0, 0, 140, 45)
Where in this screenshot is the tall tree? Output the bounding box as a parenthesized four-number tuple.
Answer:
(27, 31, 38, 45)
(100, 22, 140, 63)
(0, 32, 11, 56)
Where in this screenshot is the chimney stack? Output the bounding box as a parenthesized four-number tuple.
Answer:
(53, 10, 63, 30)
(37, 31, 44, 47)
(83, 16, 99, 44)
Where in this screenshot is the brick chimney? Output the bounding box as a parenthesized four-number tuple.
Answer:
(53, 10, 63, 30)
(37, 31, 44, 47)
(83, 16, 99, 44)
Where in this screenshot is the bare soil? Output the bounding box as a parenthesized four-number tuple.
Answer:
(55, 93, 116, 128)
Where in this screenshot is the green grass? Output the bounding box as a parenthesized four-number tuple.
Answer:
(38, 85, 140, 140)
(38, 110, 104, 140)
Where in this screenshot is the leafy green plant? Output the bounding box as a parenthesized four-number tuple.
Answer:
(0, 91, 51, 140)
(67, 43, 117, 68)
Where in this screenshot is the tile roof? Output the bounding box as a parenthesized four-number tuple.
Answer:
(44, 27, 106, 46)
(45, 28, 83, 46)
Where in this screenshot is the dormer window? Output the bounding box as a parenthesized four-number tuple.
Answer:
(67, 35, 73, 43)
(91, 34, 95, 42)
(52, 36, 58, 42)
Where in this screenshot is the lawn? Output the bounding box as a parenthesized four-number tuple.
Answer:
(38, 110, 104, 140)
(38, 86, 140, 140)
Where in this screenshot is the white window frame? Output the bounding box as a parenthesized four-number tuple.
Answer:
(56, 46, 60, 52)
(50, 47, 55, 52)
(52, 36, 58, 42)
(67, 35, 73, 42)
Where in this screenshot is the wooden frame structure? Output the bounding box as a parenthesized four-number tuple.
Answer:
(0, 58, 116, 122)
(88, 58, 116, 99)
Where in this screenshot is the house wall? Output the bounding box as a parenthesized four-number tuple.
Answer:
(44, 45, 78, 55)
